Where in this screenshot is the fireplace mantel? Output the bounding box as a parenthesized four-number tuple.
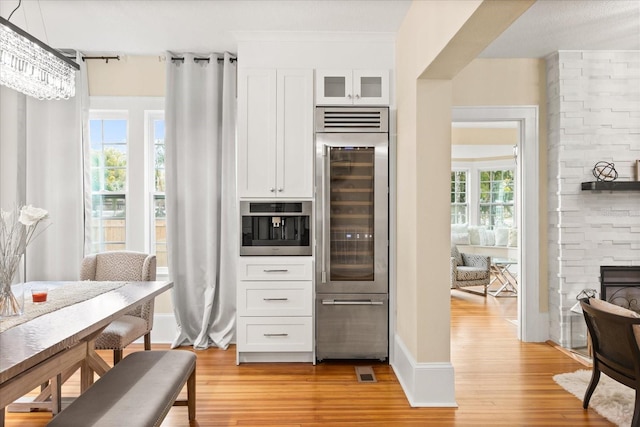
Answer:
(582, 181, 640, 191)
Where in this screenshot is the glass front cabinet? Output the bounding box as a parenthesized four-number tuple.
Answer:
(315, 69, 389, 106)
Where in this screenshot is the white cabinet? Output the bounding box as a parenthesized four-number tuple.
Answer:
(237, 257, 314, 363)
(315, 69, 389, 106)
(237, 68, 314, 198)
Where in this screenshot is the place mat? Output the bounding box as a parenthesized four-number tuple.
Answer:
(0, 281, 128, 333)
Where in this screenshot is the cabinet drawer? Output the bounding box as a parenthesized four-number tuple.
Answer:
(237, 317, 312, 352)
(239, 257, 313, 280)
(238, 282, 312, 316)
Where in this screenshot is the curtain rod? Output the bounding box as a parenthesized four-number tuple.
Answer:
(82, 56, 120, 63)
(171, 56, 237, 63)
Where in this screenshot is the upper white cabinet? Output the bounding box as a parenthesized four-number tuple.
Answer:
(238, 68, 314, 198)
(315, 69, 389, 106)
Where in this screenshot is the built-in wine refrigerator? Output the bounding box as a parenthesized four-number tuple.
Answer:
(315, 106, 389, 361)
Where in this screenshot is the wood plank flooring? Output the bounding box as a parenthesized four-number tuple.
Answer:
(4, 289, 611, 426)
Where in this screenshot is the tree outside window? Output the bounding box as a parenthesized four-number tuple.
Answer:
(479, 169, 514, 229)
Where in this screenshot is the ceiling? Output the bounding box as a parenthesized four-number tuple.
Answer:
(0, 0, 638, 57)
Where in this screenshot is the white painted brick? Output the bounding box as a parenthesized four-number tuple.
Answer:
(547, 51, 640, 349)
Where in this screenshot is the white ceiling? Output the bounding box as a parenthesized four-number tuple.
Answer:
(1, 0, 638, 57)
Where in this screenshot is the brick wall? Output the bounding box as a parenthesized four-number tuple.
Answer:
(546, 51, 640, 348)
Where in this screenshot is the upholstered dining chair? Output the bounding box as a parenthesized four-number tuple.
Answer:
(450, 244, 491, 296)
(81, 251, 157, 364)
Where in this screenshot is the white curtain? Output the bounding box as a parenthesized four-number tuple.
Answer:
(0, 52, 89, 281)
(165, 52, 237, 350)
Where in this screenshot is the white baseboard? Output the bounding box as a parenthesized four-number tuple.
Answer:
(134, 313, 178, 344)
(390, 334, 457, 407)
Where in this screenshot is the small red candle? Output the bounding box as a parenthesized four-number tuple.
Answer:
(32, 292, 47, 303)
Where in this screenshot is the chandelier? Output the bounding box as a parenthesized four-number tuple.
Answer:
(0, 16, 79, 100)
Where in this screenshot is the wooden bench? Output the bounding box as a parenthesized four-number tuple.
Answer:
(47, 350, 196, 427)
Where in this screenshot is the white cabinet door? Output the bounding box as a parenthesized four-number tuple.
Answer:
(316, 69, 389, 106)
(238, 69, 313, 198)
(277, 69, 314, 198)
(315, 69, 353, 105)
(353, 69, 389, 105)
(237, 69, 277, 197)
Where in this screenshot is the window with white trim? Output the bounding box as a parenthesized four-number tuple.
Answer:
(478, 168, 515, 229)
(89, 113, 128, 252)
(88, 97, 166, 272)
(450, 170, 468, 225)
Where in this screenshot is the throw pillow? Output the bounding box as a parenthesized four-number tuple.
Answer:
(468, 226, 484, 246)
(452, 232, 470, 245)
(484, 230, 496, 246)
(451, 223, 468, 234)
(495, 227, 509, 246)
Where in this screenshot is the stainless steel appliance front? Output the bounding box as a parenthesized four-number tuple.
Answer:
(315, 106, 389, 360)
(315, 293, 388, 361)
(240, 201, 312, 256)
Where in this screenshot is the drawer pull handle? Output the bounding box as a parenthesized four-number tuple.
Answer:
(263, 269, 289, 273)
(322, 299, 384, 306)
(263, 298, 289, 301)
(263, 333, 289, 337)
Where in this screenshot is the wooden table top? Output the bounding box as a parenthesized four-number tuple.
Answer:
(0, 280, 173, 385)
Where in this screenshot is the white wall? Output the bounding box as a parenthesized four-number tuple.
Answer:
(547, 50, 640, 348)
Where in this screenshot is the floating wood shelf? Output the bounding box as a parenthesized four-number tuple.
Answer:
(581, 181, 640, 191)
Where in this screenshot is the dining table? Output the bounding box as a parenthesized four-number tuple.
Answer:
(0, 280, 173, 426)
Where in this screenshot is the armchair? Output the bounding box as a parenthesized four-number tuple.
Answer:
(81, 251, 157, 364)
(450, 244, 491, 296)
(579, 298, 640, 427)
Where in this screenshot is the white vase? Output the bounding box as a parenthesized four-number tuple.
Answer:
(0, 255, 25, 317)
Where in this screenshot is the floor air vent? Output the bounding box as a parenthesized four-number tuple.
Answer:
(355, 366, 377, 383)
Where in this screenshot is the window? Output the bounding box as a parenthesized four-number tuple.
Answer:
(149, 114, 167, 269)
(451, 170, 468, 225)
(88, 97, 165, 271)
(479, 169, 515, 229)
(89, 115, 128, 252)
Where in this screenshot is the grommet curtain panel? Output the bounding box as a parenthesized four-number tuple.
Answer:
(165, 52, 237, 350)
(0, 52, 89, 281)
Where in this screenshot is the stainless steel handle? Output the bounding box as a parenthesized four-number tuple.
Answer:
(263, 298, 289, 301)
(263, 333, 289, 337)
(263, 269, 288, 273)
(321, 144, 328, 283)
(321, 299, 384, 306)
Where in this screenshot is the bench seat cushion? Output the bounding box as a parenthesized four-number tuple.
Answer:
(48, 350, 196, 427)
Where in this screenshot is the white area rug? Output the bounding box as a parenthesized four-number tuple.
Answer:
(553, 369, 635, 427)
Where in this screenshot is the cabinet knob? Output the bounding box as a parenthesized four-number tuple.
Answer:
(277, 188, 283, 192)
(269, 187, 275, 192)
(347, 94, 352, 99)
(355, 94, 360, 99)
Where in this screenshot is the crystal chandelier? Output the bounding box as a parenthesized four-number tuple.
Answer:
(0, 16, 79, 100)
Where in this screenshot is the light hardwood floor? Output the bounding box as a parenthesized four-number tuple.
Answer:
(5, 289, 610, 426)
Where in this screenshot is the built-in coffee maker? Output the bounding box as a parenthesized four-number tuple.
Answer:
(239, 201, 312, 256)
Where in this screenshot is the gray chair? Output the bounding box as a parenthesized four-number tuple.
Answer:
(81, 251, 157, 364)
(450, 244, 490, 296)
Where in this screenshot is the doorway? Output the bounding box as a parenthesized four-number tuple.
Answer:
(452, 106, 547, 343)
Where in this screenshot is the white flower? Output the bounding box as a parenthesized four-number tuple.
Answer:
(18, 205, 48, 227)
